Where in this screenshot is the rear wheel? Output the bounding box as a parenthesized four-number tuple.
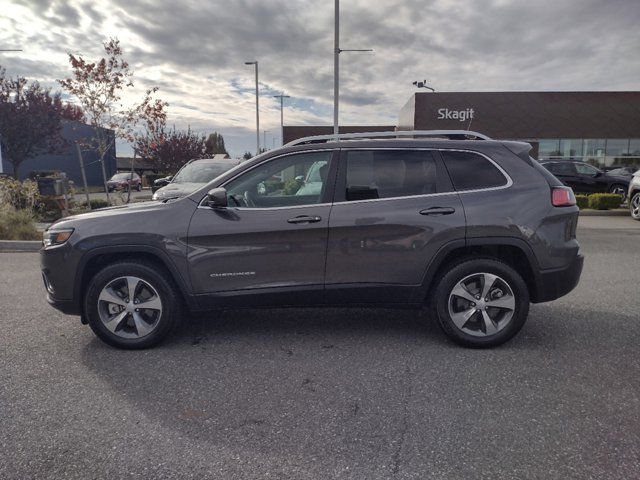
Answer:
(84, 261, 181, 349)
(630, 192, 640, 221)
(431, 258, 529, 348)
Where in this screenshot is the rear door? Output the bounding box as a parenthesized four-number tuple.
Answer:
(324, 148, 465, 304)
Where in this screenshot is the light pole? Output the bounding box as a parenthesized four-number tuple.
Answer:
(245, 61, 260, 154)
(263, 130, 269, 151)
(273, 93, 290, 146)
(333, 0, 372, 138)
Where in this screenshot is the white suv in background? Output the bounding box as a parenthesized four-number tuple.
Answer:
(629, 172, 640, 220)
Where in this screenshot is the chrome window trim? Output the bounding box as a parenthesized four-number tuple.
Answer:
(330, 147, 512, 206)
(197, 147, 512, 210)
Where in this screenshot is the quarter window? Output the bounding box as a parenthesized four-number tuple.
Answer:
(440, 151, 507, 191)
(225, 151, 332, 208)
(344, 150, 438, 201)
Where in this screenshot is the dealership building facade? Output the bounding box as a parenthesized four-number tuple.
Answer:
(285, 91, 640, 168)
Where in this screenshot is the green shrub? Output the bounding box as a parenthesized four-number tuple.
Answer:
(588, 193, 623, 210)
(89, 199, 109, 209)
(282, 178, 303, 196)
(0, 208, 41, 240)
(575, 194, 589, 209)
(0, 177, 40, 211)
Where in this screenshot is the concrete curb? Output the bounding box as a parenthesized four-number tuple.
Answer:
(579, 209, 629, 217)
(0, 240, 41, 252)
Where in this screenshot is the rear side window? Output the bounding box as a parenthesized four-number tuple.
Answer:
(344, 150, 437, 201)
(440, 150, 507, 191)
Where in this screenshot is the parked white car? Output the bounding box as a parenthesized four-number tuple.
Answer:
(628, 171, 640, 220)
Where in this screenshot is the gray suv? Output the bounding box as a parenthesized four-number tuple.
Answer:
(41, 130, 583, 349)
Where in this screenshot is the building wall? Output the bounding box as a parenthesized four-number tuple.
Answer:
(1, 121, 116, 186)
(404, 91, 640, 166)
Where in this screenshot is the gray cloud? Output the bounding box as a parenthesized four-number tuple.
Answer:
(2, 0, 640, 156)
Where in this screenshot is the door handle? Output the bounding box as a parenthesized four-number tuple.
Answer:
(287, 215, 322, 224)
(419, 207, 456, 216)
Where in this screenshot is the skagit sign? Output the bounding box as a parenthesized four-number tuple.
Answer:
(437, 108, 475, 122)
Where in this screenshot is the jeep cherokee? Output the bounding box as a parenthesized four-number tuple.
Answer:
(41, 130, 584, 349)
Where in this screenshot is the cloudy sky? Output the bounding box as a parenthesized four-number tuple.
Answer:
(1, 0, 639, 157)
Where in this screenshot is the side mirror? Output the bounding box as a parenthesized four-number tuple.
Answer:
(295, 175, 305, 182)
(205, 187, 228, 208)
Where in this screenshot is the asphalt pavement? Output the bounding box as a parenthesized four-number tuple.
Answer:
(0, 217, 639, 479)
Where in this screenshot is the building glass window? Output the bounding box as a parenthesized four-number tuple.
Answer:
(606, 139, 630, 156)
(538, 139, 560, 158)
(583, 139, 606, 159)
(559, 139, 584, 159)
(629, 139, 640, 156)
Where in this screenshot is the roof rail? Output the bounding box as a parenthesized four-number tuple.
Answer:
(284, 129, 492, 147)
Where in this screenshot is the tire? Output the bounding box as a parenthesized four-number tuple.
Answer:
(430, 258, 530, 348)
(630, 192, 640, 221)
(609, 184, 627, 201)
(84, 260, 182, 349)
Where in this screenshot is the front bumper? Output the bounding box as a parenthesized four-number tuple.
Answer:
(533, 253, 584, 303)
(41, 244, 82, 316)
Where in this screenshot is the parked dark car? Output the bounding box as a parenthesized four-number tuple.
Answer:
(606, 166, 638, 178)
(540, 160, 629, 198)
(106, 172, 142, 192)
(151, 176, 172, 193)
(41, 130, 583, 349)
(152, 158, 241, 201)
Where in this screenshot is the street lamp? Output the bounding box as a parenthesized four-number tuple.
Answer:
(334, 0, 372, 138)
(245, 61, 260, 154)
(273, 93, 290, 146)
(413, 80, 435, 92)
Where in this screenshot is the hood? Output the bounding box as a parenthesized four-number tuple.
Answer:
(604, 173, 631, 183)
(152, 182, 203, 200)
(49, 200, 169, 230)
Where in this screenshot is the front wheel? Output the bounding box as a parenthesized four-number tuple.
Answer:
(84, 261, 181, 349)
(431, 258, 530, 348)
(630, 192, 640, 221)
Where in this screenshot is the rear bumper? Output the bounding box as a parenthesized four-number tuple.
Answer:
(532, 253, 584, 303)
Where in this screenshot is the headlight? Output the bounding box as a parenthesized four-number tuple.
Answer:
(152, 192, 159, 200)
(43, 228, 74, 247)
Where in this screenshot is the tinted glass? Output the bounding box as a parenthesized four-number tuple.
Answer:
(344, 150, 437, 200)
(441, 151, 507, 191)
(575, 163, 600, 176)
(544, 162, 574, 175)
(226, 151, 332, 208)
(173, 161, 236, 183)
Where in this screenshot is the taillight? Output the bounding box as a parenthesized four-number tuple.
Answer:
(551, 187, 576, 207)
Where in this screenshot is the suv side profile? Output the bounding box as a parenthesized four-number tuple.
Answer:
(41, 130, 583, 349)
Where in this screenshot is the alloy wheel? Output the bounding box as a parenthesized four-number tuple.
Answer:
(631, 193, 640, 219)
(97, 276, 163, 339)
(447, 272, 516, 337)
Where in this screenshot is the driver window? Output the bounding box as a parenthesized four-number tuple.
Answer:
(225, 151, 332, 208)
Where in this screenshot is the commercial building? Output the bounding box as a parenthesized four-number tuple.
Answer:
(284, 92, 640, 168)
(1, 120, 116, 186)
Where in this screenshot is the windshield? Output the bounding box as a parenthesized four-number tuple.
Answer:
(172, 162, 235, 184)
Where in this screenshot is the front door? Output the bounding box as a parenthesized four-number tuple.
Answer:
(325, 148, 465, 304)
(187, 150, 336, 307)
